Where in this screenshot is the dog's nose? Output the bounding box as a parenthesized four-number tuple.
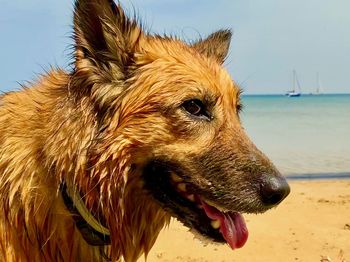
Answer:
(260, 175, 290, 206)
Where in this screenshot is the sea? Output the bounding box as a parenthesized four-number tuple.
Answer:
(240, 94, 350, 179)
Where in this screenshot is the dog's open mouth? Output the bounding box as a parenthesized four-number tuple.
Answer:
(142, 161, 249, 250)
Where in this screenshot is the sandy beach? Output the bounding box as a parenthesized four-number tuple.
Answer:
(140, 180, 350, 262)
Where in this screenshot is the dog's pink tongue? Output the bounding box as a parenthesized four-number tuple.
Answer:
(201, 200, 248, 250)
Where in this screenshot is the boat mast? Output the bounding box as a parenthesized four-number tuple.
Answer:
(316, 72, 321, 94)
(293, 70, 296, 92)
(294, 70, 302, 92)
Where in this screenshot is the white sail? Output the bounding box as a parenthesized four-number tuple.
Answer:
(286, 70, 301, 97)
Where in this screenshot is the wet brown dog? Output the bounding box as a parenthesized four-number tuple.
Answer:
(0, 0, 290, 261)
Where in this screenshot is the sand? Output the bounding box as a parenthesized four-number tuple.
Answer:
(140, 180, 350, 262)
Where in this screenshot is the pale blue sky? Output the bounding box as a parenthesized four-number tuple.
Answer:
(1, 0, 349, 94)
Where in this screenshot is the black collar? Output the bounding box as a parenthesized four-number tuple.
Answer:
(60, 183, 111, 246)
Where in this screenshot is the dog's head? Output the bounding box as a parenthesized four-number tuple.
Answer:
(71, 0, 290, 256)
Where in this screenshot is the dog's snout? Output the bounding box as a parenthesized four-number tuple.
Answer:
(260, 175, 290, 206)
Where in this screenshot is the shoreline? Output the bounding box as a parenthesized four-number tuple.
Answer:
(286, 172, 350, 180)
(241, 93, 350, 97)
(141, 180, 350, 262)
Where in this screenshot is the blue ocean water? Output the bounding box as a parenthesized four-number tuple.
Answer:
(240, 94, 350, 176)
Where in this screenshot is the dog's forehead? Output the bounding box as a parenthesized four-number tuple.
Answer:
(140, 38, 240, 99)
(181, 51, 240, 106)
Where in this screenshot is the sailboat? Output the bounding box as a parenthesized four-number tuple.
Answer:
(286, 70, 301, 97)
(313, 72, 323, 95)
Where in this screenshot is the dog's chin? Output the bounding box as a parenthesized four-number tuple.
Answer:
(141, 160, 249, 250)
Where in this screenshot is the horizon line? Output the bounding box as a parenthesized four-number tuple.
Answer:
(242, 92, 350, 96)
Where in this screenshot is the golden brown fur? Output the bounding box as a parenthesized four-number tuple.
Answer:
(0, 1, 289, 261)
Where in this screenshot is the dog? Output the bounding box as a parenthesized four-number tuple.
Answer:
(0, 0, 290, 261)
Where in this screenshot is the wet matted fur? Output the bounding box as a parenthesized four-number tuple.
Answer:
(0, 1, 290, 261)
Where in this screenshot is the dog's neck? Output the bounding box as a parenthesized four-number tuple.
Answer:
(0, 71, 171, 262)
(60, 182, 111, 246)
(58, 161, 172, 261)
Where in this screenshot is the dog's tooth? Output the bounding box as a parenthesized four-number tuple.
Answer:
(187, 194, 195, 202)
(170, 173, 183, 183)
(211, 219, 221, 229)
(177, 183, 187, 192)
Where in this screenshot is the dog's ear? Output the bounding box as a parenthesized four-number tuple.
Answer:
(192, 29, 232, 64)
(73, 0, 143, 80)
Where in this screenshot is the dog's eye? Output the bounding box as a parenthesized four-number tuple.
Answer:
(182, 99, 210, 119)
(236, 103, 243, 113)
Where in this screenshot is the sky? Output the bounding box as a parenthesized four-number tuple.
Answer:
(0, 0, 349, 94)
